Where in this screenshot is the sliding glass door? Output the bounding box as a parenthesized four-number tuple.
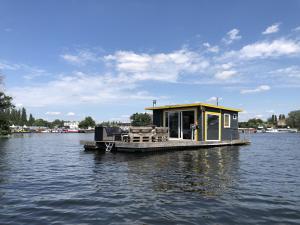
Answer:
(182, 111, 195, 139)
(168, 111, 180, 138)
(167, 110, 195, 140)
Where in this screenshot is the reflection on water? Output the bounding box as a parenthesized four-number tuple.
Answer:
(113, 147, 240, 196)
(0, 133, 300, 225)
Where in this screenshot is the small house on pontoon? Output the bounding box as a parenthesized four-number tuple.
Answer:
(145, 103, 242, 142)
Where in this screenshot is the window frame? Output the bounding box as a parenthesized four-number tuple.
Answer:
(233, 114, 238, 120)
(224, 113, 231, 128)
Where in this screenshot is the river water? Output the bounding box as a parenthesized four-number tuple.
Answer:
(0, 133, 299, 224)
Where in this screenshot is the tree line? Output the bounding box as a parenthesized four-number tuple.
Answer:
(3, 107, 35, 126)
(239, 111, 300, 130)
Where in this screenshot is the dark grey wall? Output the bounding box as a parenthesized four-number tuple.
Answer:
(221, 110, 239, 141)
(199, 107, 239, 141)
(153, 109, 163, 127)
(153, 107, 239, 141)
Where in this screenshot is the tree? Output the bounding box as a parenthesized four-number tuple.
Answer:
(21, 107, 27, 126)
(33, 118, 49, 127)
(28, 114, 35, 126)
(0, 91, 14, 135)
(286, 110, 300, 130)
(51, 119, 64, 128)
(238, 118, 265, 129)
(98, 120, 121, 127)
(79, 116, 96, 129)
(130, 112, 152, 126)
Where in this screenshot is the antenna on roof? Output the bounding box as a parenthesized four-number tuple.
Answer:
(152, 100, 157, 108)
(216, 97, 219, 106)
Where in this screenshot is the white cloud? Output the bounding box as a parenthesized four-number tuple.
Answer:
(0, 60, 47, 80)
(237, 39, 300, 59)
(266, 110, 275, 113)
(262, 23, 280, 35)
(23, 68, 47, 80)
(0, 61, 20, 70)
(293, 26, 300, 32)
(215, 70, 238, 80)
(203, 42, 219, 53)
(61, 49, 100, 66)
(220, 63, 233, 70)
(207, 96, 222, 103)
(104, 49, 209, 82)
(222, 28, 241, 45)
(45, 112, 61, 115)
(270, 66, 300, 78)
(9, 71, 157, 108)
(67, 112, 75, 116)
(240, 85, 271, 94)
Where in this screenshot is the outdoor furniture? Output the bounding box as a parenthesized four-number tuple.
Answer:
(128, 126, 154, 142)
(152, 127, 169, 142)
(95, 126, 169, 143)
(95, 126, 122, 141)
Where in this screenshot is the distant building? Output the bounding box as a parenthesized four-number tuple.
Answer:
(277, 114, 287, 128)
(64, 121, 79, 130)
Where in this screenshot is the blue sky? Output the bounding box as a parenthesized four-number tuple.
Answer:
(1, 0, 300, 122)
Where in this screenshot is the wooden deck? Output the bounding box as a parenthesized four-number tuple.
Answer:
(81, 139, 250, 153)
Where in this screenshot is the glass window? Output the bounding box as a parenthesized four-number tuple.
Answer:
(224, 114, 230, 128)
(164, 112, 169, 127)
(207, 114, 220, 141)
(182, 111, 195, 139)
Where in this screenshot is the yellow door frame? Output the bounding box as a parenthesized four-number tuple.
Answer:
(205, 111, 221, 141)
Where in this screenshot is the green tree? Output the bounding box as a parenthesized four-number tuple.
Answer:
(130, 113, 152, 126)
(21, 107, 27, 126)
(98, 120, 121, 127)
(238, 118, 264, 129)
(51, 119, 64, 128)
(0, 91, 14, 135)
(79, 116, 96, 129)
(28, 114, 35, 126)
(33, 118, 49, 127)
(286, 110, 300, 130)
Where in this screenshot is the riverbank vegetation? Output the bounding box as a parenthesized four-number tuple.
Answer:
(79, 116, 96, 129)
(0, 92, 14, 135)
(239, 112, 300, 130)
(130, 113, 152, 126)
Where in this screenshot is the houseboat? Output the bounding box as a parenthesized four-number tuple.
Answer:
(145, 102, 241, 142)
(83, 102, 249, 152)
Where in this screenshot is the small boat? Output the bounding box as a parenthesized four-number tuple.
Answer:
(64, 129, 79, 133)
(277, 128, 298, 133)
(265, 128, 279, 133)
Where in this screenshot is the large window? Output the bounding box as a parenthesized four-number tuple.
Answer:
(224, 114, 231, 128)
(164, 112, 169, 127)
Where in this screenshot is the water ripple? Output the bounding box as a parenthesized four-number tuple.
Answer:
(0, 133, 300, 224)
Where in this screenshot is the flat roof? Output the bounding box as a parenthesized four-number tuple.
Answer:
(145, 102, 242, 112)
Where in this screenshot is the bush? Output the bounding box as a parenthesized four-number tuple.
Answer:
(130, 113, 152, 126)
